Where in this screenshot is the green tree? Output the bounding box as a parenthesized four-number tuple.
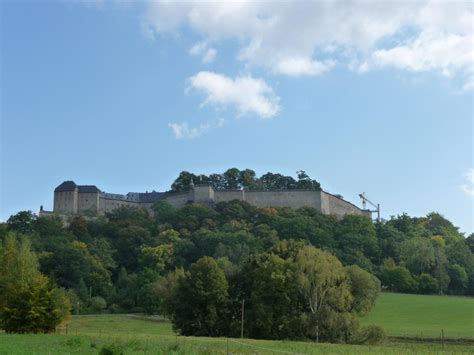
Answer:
(139, 244, 173, 274)
(244, 254, 301, 339)
(152, 200, 177, 224)
(466, 233, 474, 253)
(0, 234, 70, 333)
(399, 237, 435, 275)
(170, 171, 198, 192)
(447, 264, 468, 294)
(296, 170, 321, 190)
(295, 246, 354, 342)
(239, 169, 257, 189)
(223, 168, 241, 189)
(171, 257, 229, 336)
(6, 211, 37, 235)
(417, 273, 438, 294)
(345, 265, 380, 316)
(335, 215, 379, 270)
(432, 237, 450, 294)
(378, 258, 417, 293)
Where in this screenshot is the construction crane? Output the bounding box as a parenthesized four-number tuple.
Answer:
(359, 192, 380, 222)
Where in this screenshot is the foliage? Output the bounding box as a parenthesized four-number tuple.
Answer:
(345, 265, 381, 315)
(0, 234, 70, 333)
(169, 168, 321, 192)
(171, 257, 229, 336)
(354, 325, 387, 345)
(3, 176, 473, 340)
(379, 259, 417, 293)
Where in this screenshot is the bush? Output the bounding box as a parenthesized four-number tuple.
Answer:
(417, 273, 438, 294)
(354, 325, 386, 345)
(108, 303, 121, 314)
(99, 344, 125, 355)
(90, 296, 107, 313)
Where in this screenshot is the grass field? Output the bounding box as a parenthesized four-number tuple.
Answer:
(360, 292, 474, 339)
(0, 293, 473, 354)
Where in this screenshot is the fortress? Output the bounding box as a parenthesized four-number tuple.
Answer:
(43, 180, 371, 219)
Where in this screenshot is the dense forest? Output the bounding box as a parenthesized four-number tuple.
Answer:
(1, 170, 473, 341)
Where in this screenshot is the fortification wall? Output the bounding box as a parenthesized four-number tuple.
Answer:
(78, 192, 100, 213)
(193, 185, 215, 204)
(51, 181, 370, 220)
(99, 197, 138, 214)
(54, 191, 78, 213)
(164, 192, 189, 208)
(321, 191, 367, 219)
(213, 190, 245, 203)
(244, 190, 322, 209)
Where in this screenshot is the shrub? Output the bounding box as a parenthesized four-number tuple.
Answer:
(90, 296, 107, 313)
(354, 325, 386, 345)
(417, 273, 438, 294)
(99, 344, 125, 355)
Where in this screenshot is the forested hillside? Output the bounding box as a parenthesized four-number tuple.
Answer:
(1, 170, 473, 340)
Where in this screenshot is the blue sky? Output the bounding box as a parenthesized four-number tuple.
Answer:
(1, 1, 473, 234)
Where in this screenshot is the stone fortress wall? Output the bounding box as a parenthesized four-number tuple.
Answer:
(48, 180, 371, 220)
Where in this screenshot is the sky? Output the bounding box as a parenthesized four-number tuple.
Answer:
(1, 1, 473, 234)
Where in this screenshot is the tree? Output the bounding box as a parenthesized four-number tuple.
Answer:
(399, 238, 435, 275)
(223, 168, 241, 189)
(335, 215, 379, 270)
(170, 171, 198, 192)
(447, 264, 468, 294)
(466, 233, 474, 253)
(345, 265, 380, 316)
(424, 212, 461, 240)
(239, 169, 257, 189)
(152, 200, 176, 224)
(376, 223, 405, 263)
(378, 258, 417, 293)
(154, 268, 185, 318)
(139, 244, 173, 274)
(6, 211, 37, 235)
(296, 170, 321, 190)
(295, 246, 358, 342)
(417, 274, 438, 294)
(432, 237, 450, 294)
(171, 257, 229, 336)
(244, 254, 301, 339)
(0, 234, 70, 333)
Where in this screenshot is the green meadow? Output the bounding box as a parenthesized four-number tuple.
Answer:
(0, 293, 473, 354)
(360, 292, 474, 339)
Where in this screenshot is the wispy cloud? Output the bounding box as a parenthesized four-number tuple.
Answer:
(168, 118, 225, 139)
(187, 71, 280, 119)
(461, 168, 474, 197)
(144, 1, 473, 88)
(189, 42, 217, 63)
(275, 57, 335, 77)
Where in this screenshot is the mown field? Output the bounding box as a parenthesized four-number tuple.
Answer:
(360, 292, 474, 339)
(0, 293, 473, 354)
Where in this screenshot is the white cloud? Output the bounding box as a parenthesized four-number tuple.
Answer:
(143, 1, 473, 87)
(168, 118, 225, 139)
(202, 48, 217, 64)
(461, 168, 474, 197)
(189, 41, 217, 63)
(187, 71, 280, 119)
(275, 57, 335, 77)
(371, 32, 473, 77)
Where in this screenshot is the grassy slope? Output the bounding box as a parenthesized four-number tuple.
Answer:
(1, 315, 473, 354)
(360, 292, 474, 338)
(0, 293, 473, 354)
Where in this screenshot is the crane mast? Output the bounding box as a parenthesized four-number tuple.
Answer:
(359, 192, 380, 222)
